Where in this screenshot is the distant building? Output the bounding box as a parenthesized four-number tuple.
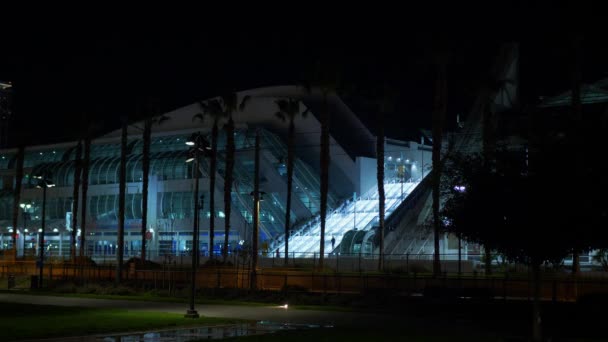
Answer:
(0, 81, 13, 149)
(0, 86, 430, 260)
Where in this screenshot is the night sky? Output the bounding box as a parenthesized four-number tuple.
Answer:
(1, 6, 606, 147)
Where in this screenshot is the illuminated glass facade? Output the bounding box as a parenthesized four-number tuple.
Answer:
(0, 127, 337, 258)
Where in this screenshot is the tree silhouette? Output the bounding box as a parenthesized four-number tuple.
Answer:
(275, 98, 308, 265)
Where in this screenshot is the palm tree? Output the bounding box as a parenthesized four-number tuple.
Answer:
(432, 58, 447, 277)
(570, 35, 582, 276)
(141, 105, 169, 264)
(141, 117, 152, 263)
(303, 61, 341, 270)
(196, 95, 249, 261)
(275, 98, 307, 265)
(11, 146, 24, 258)
(195, 99, 224, 260)
(70, 141, 82, 262)
(223, 116, 235, 262)
(218, 93, 250, 262)
(116, 117, 128, 284)
(79, 134, 91, 259)
(376, 111, 385, 271)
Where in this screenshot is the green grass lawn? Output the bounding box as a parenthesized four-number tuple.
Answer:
(0, 302, 243, 341)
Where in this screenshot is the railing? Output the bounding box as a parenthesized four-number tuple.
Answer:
(2, 252, 608, 302)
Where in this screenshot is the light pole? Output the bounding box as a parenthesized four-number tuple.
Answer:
(34, 172, 55, 288)
(250, 130, 261, 290)
(184, 132, 211, 319)
(19, 203, 32, 255)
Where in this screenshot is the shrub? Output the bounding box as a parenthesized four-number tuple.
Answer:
(123, 257, 162, 270)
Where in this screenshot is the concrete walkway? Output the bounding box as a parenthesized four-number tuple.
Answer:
(0, 293, 393, 328)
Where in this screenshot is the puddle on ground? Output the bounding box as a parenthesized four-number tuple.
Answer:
(96, 321, 329, 342)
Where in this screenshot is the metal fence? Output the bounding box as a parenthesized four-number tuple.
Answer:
(0, 249, 603, 274)
(1, 261, 607, 303)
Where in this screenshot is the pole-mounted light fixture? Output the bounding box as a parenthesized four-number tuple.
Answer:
(184, 132, 212, 319)
(33, 171, 53, 288)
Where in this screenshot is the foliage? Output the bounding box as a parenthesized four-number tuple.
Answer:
(592, 249, 608, 271)
(123, 257, 162, 269)
(441, 149, 599, 266)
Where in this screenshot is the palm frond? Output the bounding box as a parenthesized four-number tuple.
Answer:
(275, 99, 289, 112)
(155, 115, 170, 125)
(221, 93, 237, 113)
(301, 107, 310, 118)
(239, 95, 251, 112)
(275, 111, 286, 122)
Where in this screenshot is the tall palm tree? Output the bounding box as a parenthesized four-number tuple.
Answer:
(79, 134, 91, 259)
(70, 141, 82, 262)
(303, 61, 341, 270)
(570, 35, 582, 276)
(141, 117, 152, 263)
(116, 117, 128, 284)
(11, 146, 24, 258)
(223, 116, 235, 262)
(432, 58, 448, 277)
(195, 99, 224, 260)
(376, 112, 385, 271)
(196, 95, 249, 261)
(219, 93, 250, 262)
(141, 105, 169, 264)
(275, 98, 307, 265)
(374, 85, 398, 271)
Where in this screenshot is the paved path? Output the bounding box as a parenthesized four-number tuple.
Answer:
(0, 293, 393, 328)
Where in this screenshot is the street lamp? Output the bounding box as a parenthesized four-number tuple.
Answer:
(35, 172, 55, 288)
(19, 203, 32, 255)
(184, 132, 211, 319)
(249, 190, 265, 262)
(250, 130, 261, 290)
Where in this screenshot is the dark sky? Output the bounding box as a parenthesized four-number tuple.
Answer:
(1, 6, 606, 147)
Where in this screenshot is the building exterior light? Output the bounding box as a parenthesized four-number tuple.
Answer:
(454, 185, 466, 193)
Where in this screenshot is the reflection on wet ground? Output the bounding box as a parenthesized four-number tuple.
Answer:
(20, 321, 330, 342)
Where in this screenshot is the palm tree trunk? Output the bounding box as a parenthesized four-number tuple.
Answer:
(531, 261, 543, 342)
(319, 94, 330, 270)
(11, 146, 24, 259)
(223, 117, 235, 262)
(457, 235, 462, 275)
(116, 118, 128, 284)
(432, 62, 447, 277)
(377, 113, 385, 271)
(284, 119, 295, 266)
(79, 136, 91, 259)
(209, 121, 218, 259)
(484, 245, 493, 275)
(141, 118, 152, 263)
(71, 141, 82, 262)
(251, 130, 260, 290)
(571, 38, 582, 276)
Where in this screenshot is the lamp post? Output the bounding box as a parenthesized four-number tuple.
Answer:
(184, 132, 211, 319)
(19, 203, 32, 255)
(249, 130, 264, 290)
(35, 172, 55, 288)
